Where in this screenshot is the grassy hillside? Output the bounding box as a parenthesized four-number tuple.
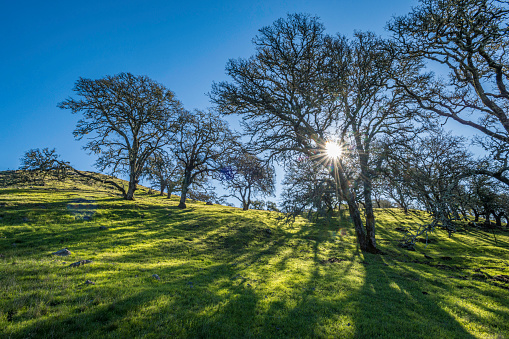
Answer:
(1, 172, 508, 338)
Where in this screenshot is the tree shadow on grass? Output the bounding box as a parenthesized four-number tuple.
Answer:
(346, 251, 506, 338)
(3, 215, 342, 338)
(3, 199, 506, 338)
(5, 254, 497, 339)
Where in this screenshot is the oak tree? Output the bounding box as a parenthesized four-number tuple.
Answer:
(59, 72, 182, 200)
(171, 109, 239, 209)
(212, 14, 416, 253)
(220, 152, 275, 210)
(388, 0, 509, 184)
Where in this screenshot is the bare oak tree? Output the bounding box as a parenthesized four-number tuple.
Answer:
(171, 109, 239, 209)
(387, 0, 509, 183)
(144, 152, 183, 198)
(212, 14, 416, 253)
(19, 148, 129, 196)
(59, 72, 182, 200)
(220, 152, 275, 210)
(382, 130, 473, 241)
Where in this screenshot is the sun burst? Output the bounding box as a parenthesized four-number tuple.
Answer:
(325, 141, 342, 159)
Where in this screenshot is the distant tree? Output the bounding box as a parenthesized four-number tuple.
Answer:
(375, 199, 395, 209)
(187, 183, 223, 204)
(387, 0, 509, 185)
(250, 200, 266, 210)
(171, 109, 239, 209)
(375, 177, 412, 213)
(220, 152, 275, 210)
(19, 148, 128, 196)
(383, 130, 473, 239)
(266, 201, 280, 212)
(144, 152, 183, 198)
(466, 176, 509, 227)
(58, 72, 182, 200)
(280, 157, 340, 218)
(19, 148, 68, 183)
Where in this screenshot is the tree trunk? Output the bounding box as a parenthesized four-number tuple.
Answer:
(494, 212, 503, 227)
(484, 210, 491, 226)
(245, 186, 252, 211)
(240, 187, 250, 210)
(345, 195, 368, 250)
(336, 162, 377, 254)
(362, 177, 378, 253)
(126, 172, 137, 200)
(178, 185, 188, 208)
(159, 181, 166, 196)
(178, 172, 192, 209)
(167, 182, 176, 199)
(358, 151, 378, 254)
(397, 187, 409, 215)
(473, 209, 479, 222)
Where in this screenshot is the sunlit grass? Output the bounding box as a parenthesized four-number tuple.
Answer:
(0, 173, 508, 338)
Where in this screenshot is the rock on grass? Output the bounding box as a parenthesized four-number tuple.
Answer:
(52, 248, 71, 256)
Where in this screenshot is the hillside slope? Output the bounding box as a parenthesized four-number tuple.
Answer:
(0, 172, 508, 338)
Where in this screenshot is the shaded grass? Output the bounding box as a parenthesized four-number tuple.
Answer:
(0, 175, 508, 338)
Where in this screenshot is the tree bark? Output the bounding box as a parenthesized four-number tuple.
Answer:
(494, 212, 503, 227)
(178, 185, 188, 208)
(335, 162, 378, 254)
(484, 210, 491, 226)
(125, 161, 138, 200)
(126, 180, 136, 200)
(473, 209, 480, 222)
(362, 177, 378, 253)
(178, 172, 192, 209)
(166, 182, 176, 199)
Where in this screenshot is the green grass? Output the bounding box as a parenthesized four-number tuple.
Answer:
(1, 173, 508, 338)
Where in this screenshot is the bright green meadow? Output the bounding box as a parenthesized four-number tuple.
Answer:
(0, 171, 508, 338)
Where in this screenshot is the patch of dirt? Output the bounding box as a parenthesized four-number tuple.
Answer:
(320, 257, 344, 264)
(69, 260, 92, 268)
(491, 275, 509, 283)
